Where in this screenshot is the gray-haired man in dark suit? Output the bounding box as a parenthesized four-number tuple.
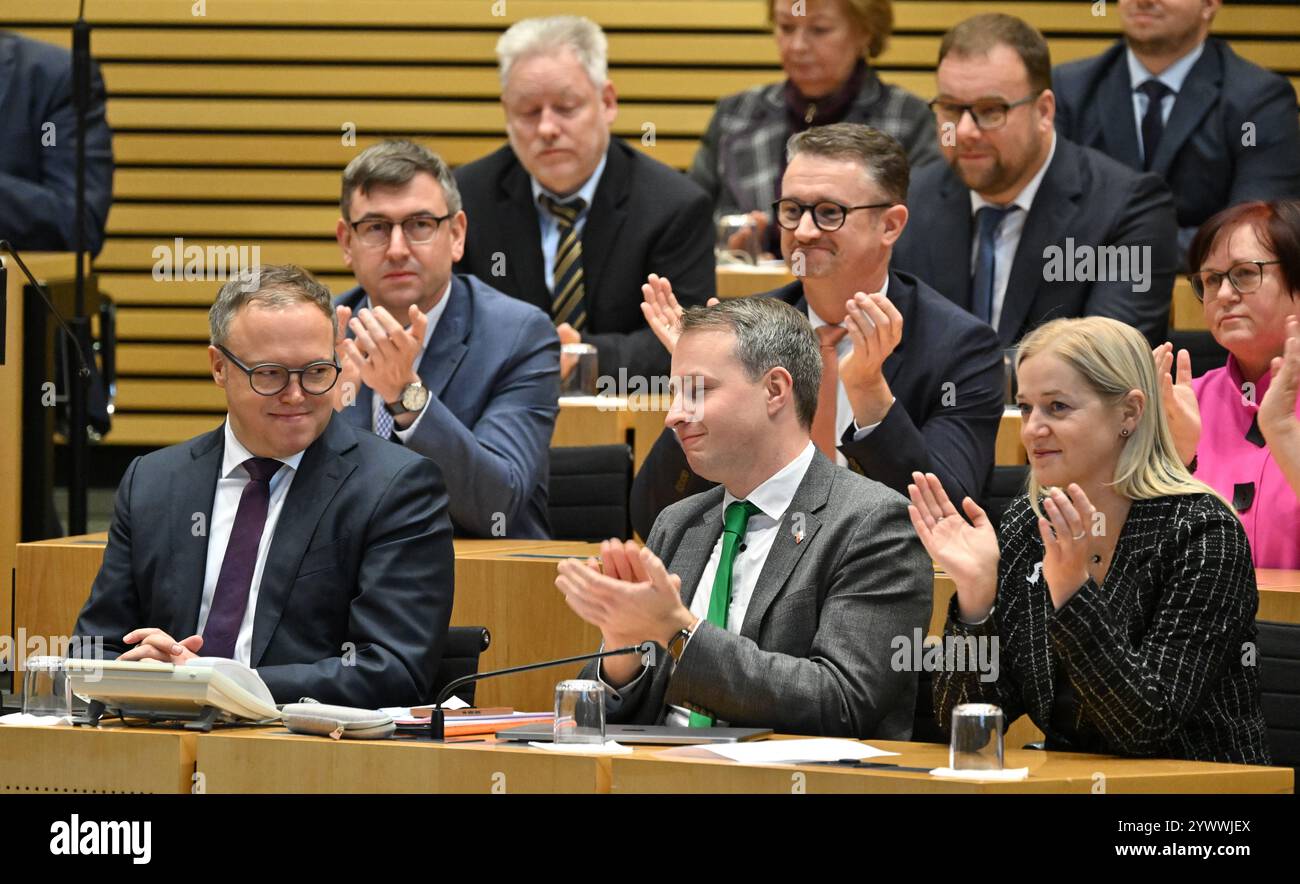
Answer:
(557, 297, 931, 738)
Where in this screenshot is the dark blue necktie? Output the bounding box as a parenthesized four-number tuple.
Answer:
(1138, 79, 1172, 170)
(971, 205, 1018, 325)
(202, 457, 282, 659)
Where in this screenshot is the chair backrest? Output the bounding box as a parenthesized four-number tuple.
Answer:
(548, 444, 633, 541)
(983, 465, 1029, 532)
(1257, 620, 1300, 768)
(431, 626, 491, 707)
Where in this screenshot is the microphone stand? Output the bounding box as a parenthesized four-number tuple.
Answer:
(69, 1, 92, 535)
(423, 642, 657, 741)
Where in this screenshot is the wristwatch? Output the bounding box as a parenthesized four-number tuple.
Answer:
(384, 381, 429, 416)
(666, 620, 699, 664)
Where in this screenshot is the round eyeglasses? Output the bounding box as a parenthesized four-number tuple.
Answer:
(927, 94, 1040, 131)
(771, 198, 893, 232)
(1188, 260, 1281, 301)
(348, 213, 451, 248)
(216, 344, 341, 396)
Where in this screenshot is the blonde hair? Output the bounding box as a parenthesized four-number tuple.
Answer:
(1015, 317, 1225, 516)
(769, 0, 894, 60)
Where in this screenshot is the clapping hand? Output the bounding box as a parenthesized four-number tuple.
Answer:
(908, 472, 999, 623)
(640, 274, 721, 355)
(1153, 342, 1201, 466)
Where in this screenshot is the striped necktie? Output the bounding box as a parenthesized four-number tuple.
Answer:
(539, 194, 588, 330)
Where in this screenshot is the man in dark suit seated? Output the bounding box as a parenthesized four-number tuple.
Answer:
(0, 30, 113, 255)
(74, 265, 454, 708)
(333, 140, 558, 539)
(453, 15, 716, 381)
(631, 123, 1004, 536)
(891, 14, 1178, 349)
(556, 298, 931, 738)
(1054, 0, 1300, 264)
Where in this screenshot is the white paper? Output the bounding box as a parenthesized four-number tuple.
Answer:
(929, 766, 1029, 781)
(0, 712, 69, 727)
(660, 738, 898, 765)
(528, 740, 633, 755)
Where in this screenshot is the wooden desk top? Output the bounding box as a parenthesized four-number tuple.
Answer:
(610, 738, 1294, 795)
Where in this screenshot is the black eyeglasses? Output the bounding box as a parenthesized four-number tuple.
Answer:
(771, 198, 893, 232)
(1188, 260, 1281, 301)
(216, 344, 341, 396)
(348, 213, 452, 248)
(927, 93, 1040, 130)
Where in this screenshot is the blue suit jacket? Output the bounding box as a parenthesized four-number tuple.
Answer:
(74, 415, 456, 708)
(0, 31, 113, 255)
(335, 274, 559, 539)
(891, 136, 1177, 349)
(1054, 38, 1300, 264)
(629, 270, 1004, 536)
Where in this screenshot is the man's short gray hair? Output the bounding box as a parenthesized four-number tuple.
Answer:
(340, 139, 461, 220)
(209, 264, 336, 346)
(679, 298, 822, 429)
(496, 15, 609, 89)
(786, 123, 910, 205)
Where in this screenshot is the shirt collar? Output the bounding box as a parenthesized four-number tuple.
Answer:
(1126, 41, 1206, 94)
(221, 419, 305, 480)
(806, 275, 890, 329)
(970, 131, 1056, 216)
(722, 441, 817, 523)
(530, 152, 608, 213)
(1225, 352, 1273, 412)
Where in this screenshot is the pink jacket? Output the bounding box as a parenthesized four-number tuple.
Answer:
(1192, 356, 1300, 568)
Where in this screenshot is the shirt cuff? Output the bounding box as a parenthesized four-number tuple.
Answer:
(850, 397, 895, 439)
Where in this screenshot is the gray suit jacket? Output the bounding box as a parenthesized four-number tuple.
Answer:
(584, 451, 932, 739)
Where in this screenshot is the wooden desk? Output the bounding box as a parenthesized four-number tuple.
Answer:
(1258, 569, 1300, 623)
(610, 738, 1293, 794)
(553, 396, 669, 472)
(0, 253, 81, 666)
(715, 264, 793, 299)
(195, 726, 611, 793)
(997, 407, 1026, 466)
(0, 722, 197, 794)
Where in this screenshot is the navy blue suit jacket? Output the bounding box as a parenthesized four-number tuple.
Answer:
(453, 138, 716, 380)
(335, 274, 559, 539)
(891, 136, 1177, 349)
(1054, 38, 1300, 264)
(0, 31, 113, 255)
(74, 415, 456, 708)
(630, 270, 1004, 537)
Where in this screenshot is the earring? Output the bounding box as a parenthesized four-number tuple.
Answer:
(1120, 428, 1130, 437)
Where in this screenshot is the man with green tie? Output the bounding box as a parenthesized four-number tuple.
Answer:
(556, 297, 931, 738)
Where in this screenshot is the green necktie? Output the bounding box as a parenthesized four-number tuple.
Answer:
(689, 500, 761, 728)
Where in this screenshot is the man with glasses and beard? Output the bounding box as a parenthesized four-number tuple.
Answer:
(74, 265, 455, 708)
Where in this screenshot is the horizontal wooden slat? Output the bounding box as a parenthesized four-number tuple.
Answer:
(107, 204, 337, 236)
(116, 307, 211, 339)
(115, 378, 224, 410)
(99, 272, 356, 305)
(12, 1, 1300, 35)
(1171, 277, 1207, 331)
(106, 98, 713, 135)
(97, 239, 348, 273)
(101, 413, 223, 446)
(117, 343, 212, 376)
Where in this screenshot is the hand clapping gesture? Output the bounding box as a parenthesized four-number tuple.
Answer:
(1153, 342, 1201, 466)
(908, 471, 999, 623)
(1036, 484, 1097, 610)
(640, 273, 720, 355)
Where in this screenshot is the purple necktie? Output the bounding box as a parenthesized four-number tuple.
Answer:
(202, 457, 282, 659)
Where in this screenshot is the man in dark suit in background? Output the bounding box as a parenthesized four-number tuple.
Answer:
(632, 123, 1004, 536)
(74, 266, 454, 708)
(0, 30, 113, 255)
(558, 298, 931, 738)
(1054, 0, 1300, 264)
(454, 15, 716, 380)
(892, 14, 1178, 349)
(334, 140, 558, 539)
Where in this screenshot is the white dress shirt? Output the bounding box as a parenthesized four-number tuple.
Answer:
(530, 153, 608, 294)
(600, 442, 817, 726)
(968, 132, 1057, 332)
(805, 276, 895, 466)
(366, 279, 450, 441)
(196, 421, 306, 665)
(1126, 42, 1205, 166)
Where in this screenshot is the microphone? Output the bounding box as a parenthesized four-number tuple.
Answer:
(0, 242, 93, 379)
(422, 642, 657, 741)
